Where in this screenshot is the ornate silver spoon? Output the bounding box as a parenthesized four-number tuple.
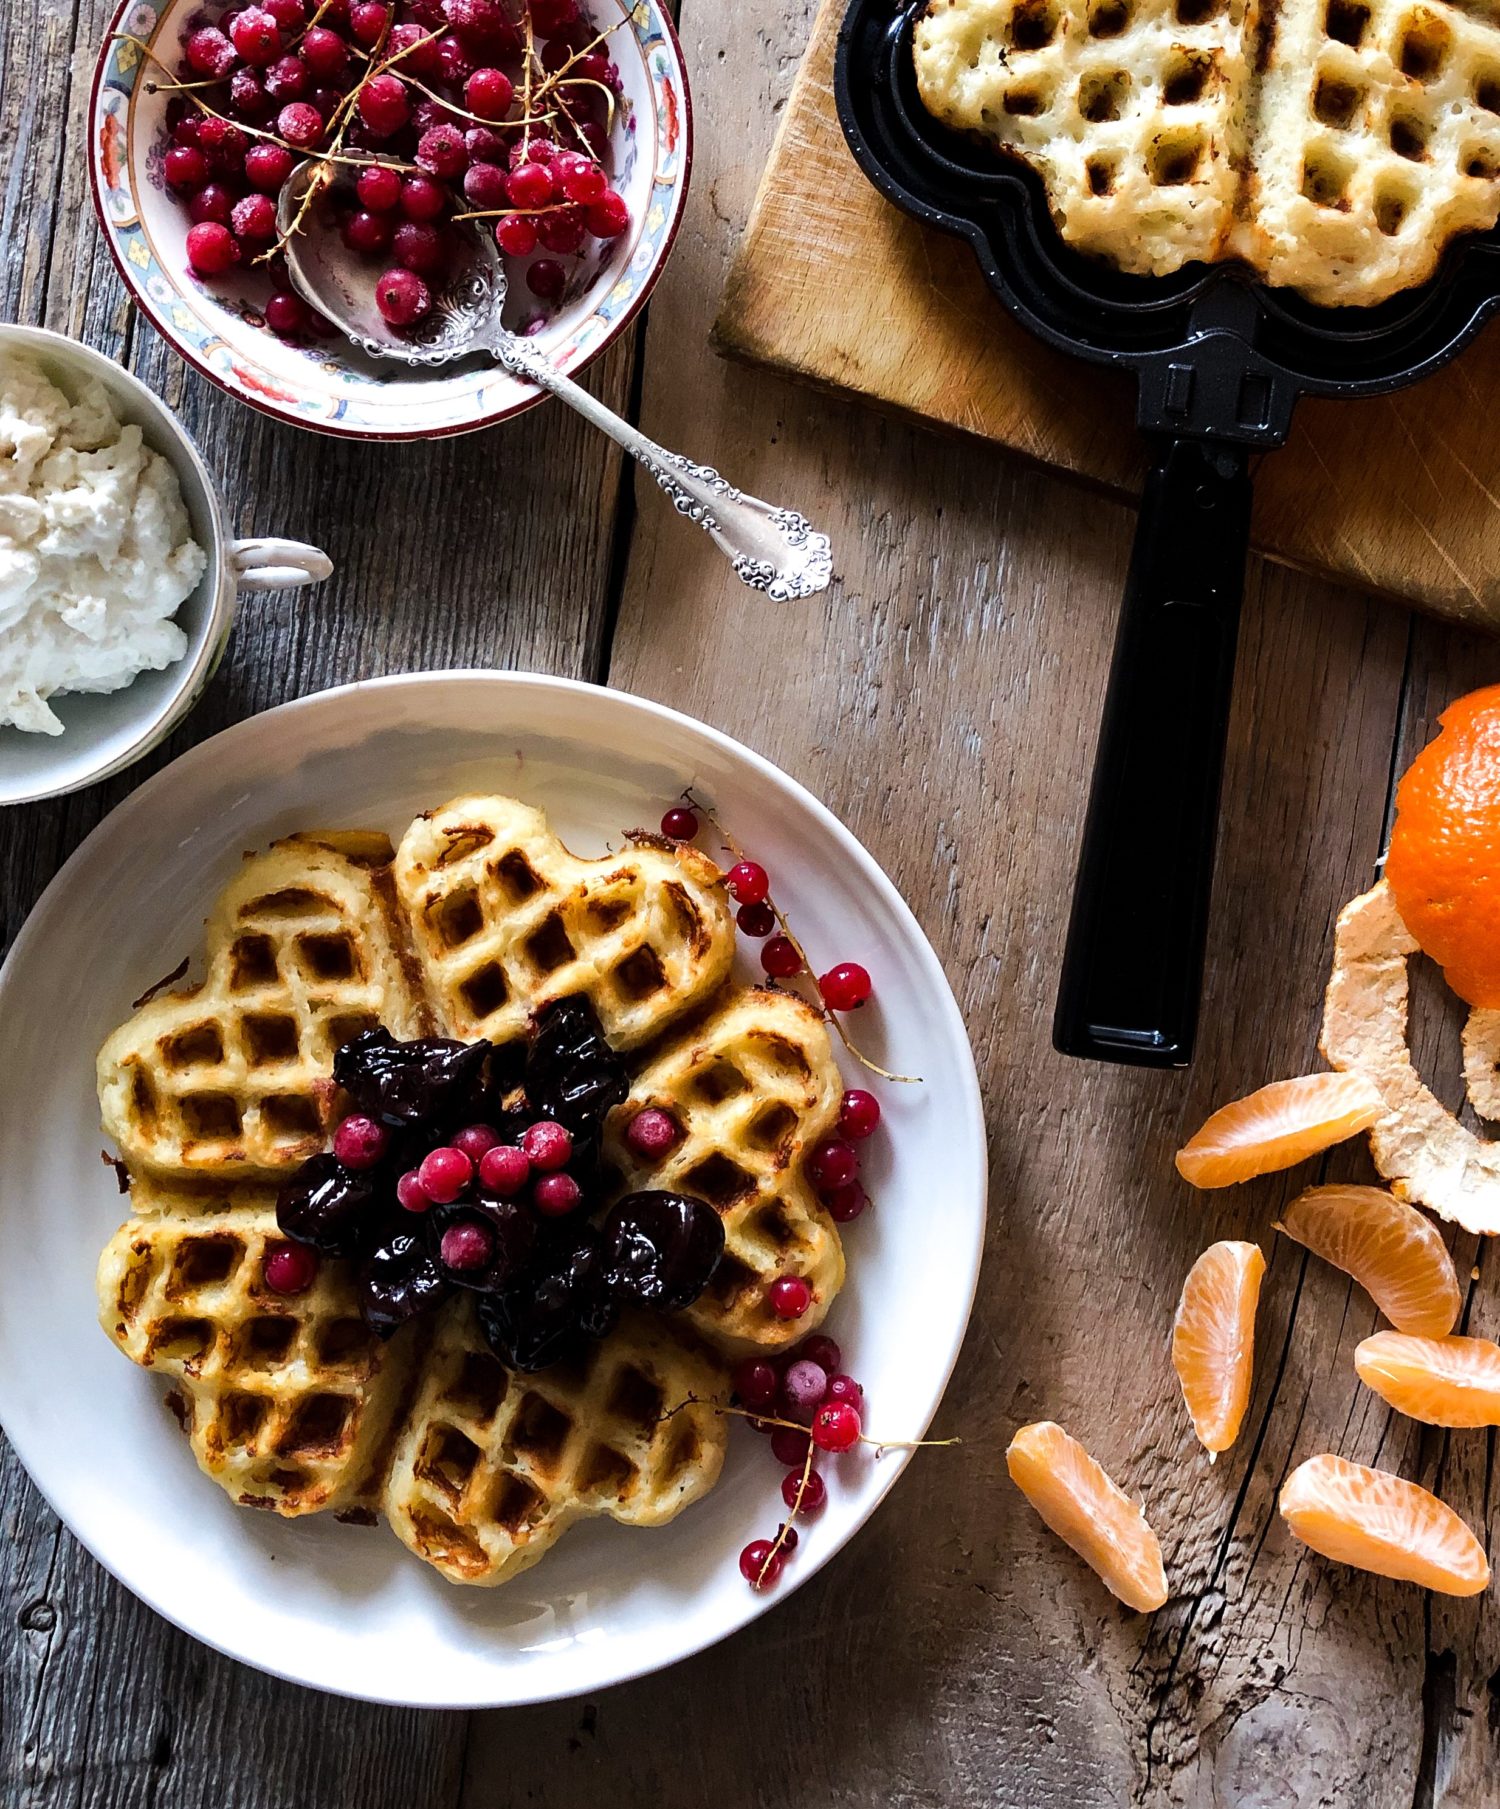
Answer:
(275, 160, 833, 601)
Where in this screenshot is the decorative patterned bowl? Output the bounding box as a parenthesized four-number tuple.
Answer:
(87, 0, 693, 440)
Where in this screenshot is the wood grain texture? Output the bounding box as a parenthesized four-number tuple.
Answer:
(6, 0, 1500, 1803)
(717, 0, 1500, 628)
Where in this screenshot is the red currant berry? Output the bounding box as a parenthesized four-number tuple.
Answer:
(396, 1169, 432, 1212)
(264, 1242, 319, 1294)
(466, 66, 514, 118)
(495, 214, 538, 256)
(164, 145, 210, 192)
(782, 1468, 826, 1514)
(521, 1120, 572, 1172)
(416, 123, 468, 178)
(186, 221, 239, 275)
(770, 1423, 811, 1466)
(358, 72, 410, 136)
(440, 1220, 494, 1272)
(264, 290, 314, 336)
(624, 1106, 679, 1159)
(417, 1145, 472, 1203)
(525, 257, 566, 300)
(349, 1, 392, 45)
(465, 124, 507, 163)
(780, 1359, 829, 1421)
(531, 0, 579, 29)
(332, 1113, 388, 1170)
(263, 0, 306, 26)
(230, 68, 272, 119)
(356, 163, 403, 212)
(185, 26, 237, 77)
(760, 935, 801, 979)
(808, 1139, 858, 1190)
(301, 24, 349, 77)
(824, 1373, 864, 1409)
(732, 1358, 778, 1410)
(727, 860, 769, 905)
(823, 1182, 868, 1222)
(388, 20, 441, 75)
(537, 205, 584, 254)
(811, 1401, 861, 1452)
(452, 1124, 502, 1163)
(560, 158, 608, 205)
(263, 53, 309, 101)
(574, 51, 611, 84)
(462, 161, 510, 208)
(230, 7, 284, 65)
(736, 901, 775, 938)
(189, 184, 235, 226)
(796, 1333, 842, 1374)
(399, 173, 447, 220)
(392, 220, 443, 272)
(776, 1524, 800, 1553)
(276, 101, 324, 148)
(245, 141, 296, 192)
(839, 1089, 881, 1139)
(533, 1172, 583, 1216)
(738, 1539, 782, 1589)
(660, 806, 698, 839)
(343, 208, 393, 252)
(478, 1143, 530, 1196)
(820, 962, 872, 1011)
(769, 1274, 812, 1320)
(506, 159, 555, 208)
(231, 192, 279, 243)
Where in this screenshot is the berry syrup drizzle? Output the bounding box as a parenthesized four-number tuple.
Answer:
(125, 0, 634, 341)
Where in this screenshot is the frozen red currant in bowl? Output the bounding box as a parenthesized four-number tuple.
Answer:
(89, 0, 693, 438)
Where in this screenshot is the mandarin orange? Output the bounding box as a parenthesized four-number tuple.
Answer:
(1175, 1073, 1383, 1188)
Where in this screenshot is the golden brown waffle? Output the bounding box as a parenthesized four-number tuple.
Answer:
(606, 987, 846, 1353)
(95, 795, 848, 1584)
(96, 1180, 417, 1515)
(382, 1298, 728, 1585)
(394, 796, 736, 1049)
(913, 0, 1500, 304)
(97, 833, 427, 1181)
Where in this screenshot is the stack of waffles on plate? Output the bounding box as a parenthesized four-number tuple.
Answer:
(94, 796, 846, 1585)
(914, 0, 1500, 303)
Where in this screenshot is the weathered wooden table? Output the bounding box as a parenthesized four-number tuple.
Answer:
(5, 2, 1500, 1804)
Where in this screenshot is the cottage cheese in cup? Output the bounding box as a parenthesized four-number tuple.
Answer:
(0, 354, 206, 735)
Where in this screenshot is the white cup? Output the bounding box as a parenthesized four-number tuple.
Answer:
(0, 323, 332, 806)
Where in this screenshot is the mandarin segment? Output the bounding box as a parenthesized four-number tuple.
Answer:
(1275, 1183, 1461, 1337)
(1355, 1332, 1500, 1428)
(1172, 1241, 1266, 1455)
(1005, 1421, 1169, 1613)
(1175, 1073, 1384, 1188)
(1279, 1454, 1489, 1595)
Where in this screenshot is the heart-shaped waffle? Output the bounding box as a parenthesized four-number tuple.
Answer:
(605, 986, 846, 1352)
(382, 1298, 727, 1585)
(95, 797, 843, 1583)
(394, 796, 735, 1049)
(97, 1179, 418, 1516)
(97, 832, 426, 1181)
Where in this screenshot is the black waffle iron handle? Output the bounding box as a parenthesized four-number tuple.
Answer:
(1052, 436, 1252, 1068)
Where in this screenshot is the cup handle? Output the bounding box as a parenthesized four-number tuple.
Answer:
(230, 537, 333, 592)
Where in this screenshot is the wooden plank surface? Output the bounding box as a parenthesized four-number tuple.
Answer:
(5, 0, 1500, 1805)
(717, 0, 1500, 629)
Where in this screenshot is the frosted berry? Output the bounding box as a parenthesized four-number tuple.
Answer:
(276, 102, 324, 149)
(478, 1144, 530, 1196)
(417, 1144, 473, 1203)
(769, 1274, 812, 1320)
(820, 963, 872, 1011)
(245, 141, 296, 192)
(521, 1120, 572, 1171)
(781, 1359, 829, 1421)
(727, 861, 769, 905)
(660, 806, 698, 839)
(230, 7, 284, 65)
(537, 206, 585, 255)
(463, 161, 510, 209)
(782, 1467, 827, 1514)
(760, 936, 801, 979)
(388, 20, 441, 75)
(839, 1089, 881, 1140)
(332, 1113, 388, 1170)
(186, 222, 239, 275)
(416, 123, 468, 178)
(739, 1539, 782, 1589)
(263, 54, 309, 101)
(811, 1400, 861, 1452)
(585, 189, 630, 239)
(185, 26, 237, 77)
(533, 1172, 583, 1216)
(231, 192, 279, 243)
(229, 68, 272, 119)
(356, 164, 403, 212)
(808, 1139, 858, 1190)
(265, 1242, 318, 1294)
(465, 124, 507, 163)
(440, 1220, 494, 1272)
(796, 1333, 841, 1374)
(732, 1358, 778, 1411)
(392, 221, 443, 272)
(624, 1107, 679, 1159)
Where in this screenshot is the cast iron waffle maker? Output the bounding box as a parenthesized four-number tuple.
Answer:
(837, 0, 1500, 1068)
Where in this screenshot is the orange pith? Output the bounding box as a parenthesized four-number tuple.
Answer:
(1005, 1421, 1169, 1613)
(1275, 1183, 1461, 1336)
(1278, 1453, 1489, 1595)
(1172, 1241, 1266, 1454)
(1386, 684, 1500, 1008)
(1355, 1332, 1500, 1427)
(1174, 1073, 1384, 1188)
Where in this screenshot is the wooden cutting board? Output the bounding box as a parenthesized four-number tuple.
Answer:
(716, 0, 1500, 625)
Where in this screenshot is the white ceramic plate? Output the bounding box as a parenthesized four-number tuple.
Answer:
(0, 672, 985, 1707)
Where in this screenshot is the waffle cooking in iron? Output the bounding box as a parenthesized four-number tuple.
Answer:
(913, 0, 1500, 304)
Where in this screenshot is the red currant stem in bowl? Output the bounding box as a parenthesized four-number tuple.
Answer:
(758, 1439, 817, 1587)
(663, 1395, 960, 1455)
(531, 20, 623, 99)
(677, 788, 921, 1086)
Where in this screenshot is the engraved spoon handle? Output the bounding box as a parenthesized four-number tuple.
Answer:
(485, 328, 833, 601)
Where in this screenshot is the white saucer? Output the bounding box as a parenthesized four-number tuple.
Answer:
(0, 672, 986, 1707)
